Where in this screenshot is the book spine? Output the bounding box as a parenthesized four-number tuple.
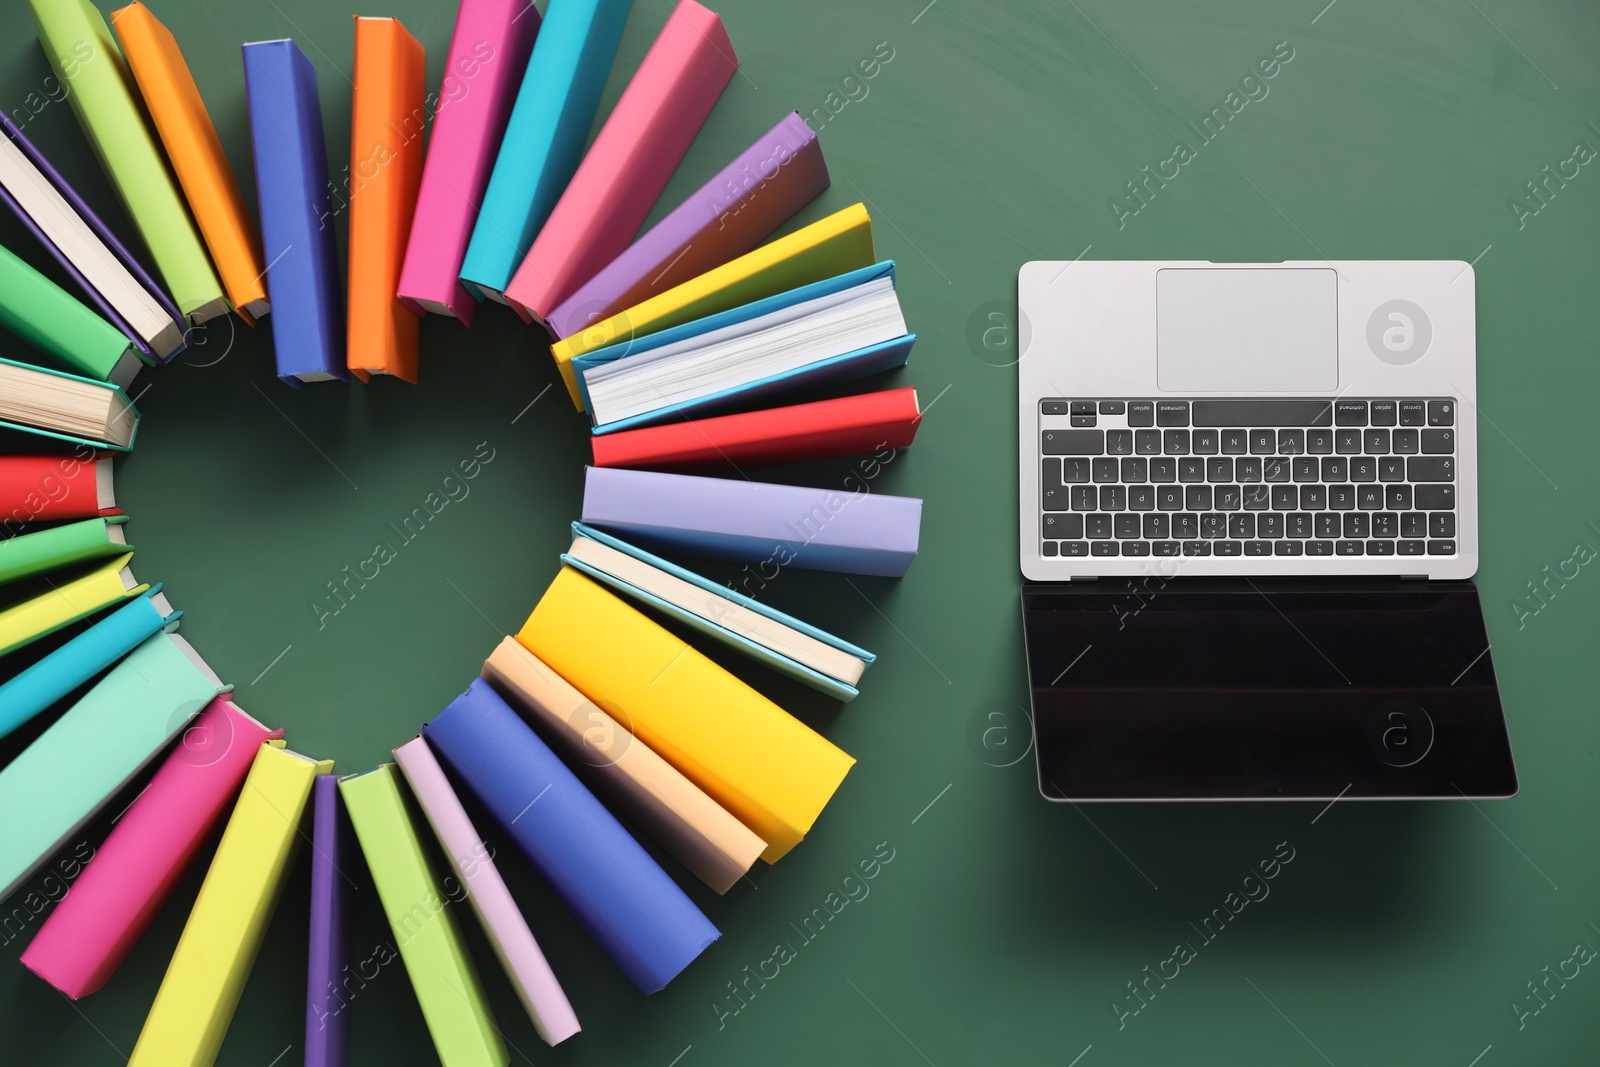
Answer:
(305, 775, 352, 1067)
(0, 550, 143, 658)
(0, 517, 125, 586)
(0, 453, 118, 532)
(0, 241, 132, 380)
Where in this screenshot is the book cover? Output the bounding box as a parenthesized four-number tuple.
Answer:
(0, 550, 146, 658)
(423, 678, 719, 993)
(481, 636, 767, 893)
(339, 764, 509, 1067)
(0, 516, 129, 588)
(591, 386, 921, 470)
(20, 696, 281, 999)
(547, 110, 828, 339)
(243, 39, 347, 386)
(0, 588, 176, 743)
(29, 0, 226, 324)
(0, 453, 118, 529)
(459, 0, 632, 301)
(111, 2, 269, 323)
(0, 241, 139, 385)
(549, 201, 875, 405)
(347, 17, 426, 383)
(582, 465, 923, 577)
(393, 736, 580, 1046)
(0, 353, 141, 451)
(127, 744, 331, 1067)
(503, 0, 738, 325)
(397, 0, 540, 325)
(305, 774, 351, 1067)
(516, 568, 855, 862)
(0, 631, 225, 902)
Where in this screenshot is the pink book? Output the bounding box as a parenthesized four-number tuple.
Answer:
(502, 0, 737, 326)
(19, 696, 281, 999)
(395, 0, 541, 326)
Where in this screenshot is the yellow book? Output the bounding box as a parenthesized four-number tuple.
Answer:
(128, 743, 331, 1067)
(549, 202, 876, 408)
(0, 551, 143, 657)
(516, 568, 854, 862)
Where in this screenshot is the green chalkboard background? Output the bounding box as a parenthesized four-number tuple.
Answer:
(2, 1, 1598, 1064)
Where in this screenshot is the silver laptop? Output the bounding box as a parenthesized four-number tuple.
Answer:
(1017, 262, 1517, 801)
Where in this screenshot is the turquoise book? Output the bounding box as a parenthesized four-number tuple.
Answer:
(0, 631, 225, 900)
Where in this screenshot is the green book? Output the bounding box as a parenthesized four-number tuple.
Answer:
(340, 765, 509, 1067)
(0, 516, 129, 587)
(29, 0, 226, 324)
(0, 242, 141, 385)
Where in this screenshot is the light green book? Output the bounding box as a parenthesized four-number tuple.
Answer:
(340, 765, 509, 1067)
(29, 0, 226, 324)
(0, 516, 129, 587)
(0, 630, 226, 900)
(0, 242, 141, 386)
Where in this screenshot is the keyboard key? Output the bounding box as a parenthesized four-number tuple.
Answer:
(1300, 485, 1327, 510)
(1229, 514, 1256, 538)
(1401, 512, 1427, 537)
(1378, 457, 1406, 482)
(1107, 429, 1134, 455)
(1293, 457, 1319, 483)
(1099, 400, 1126, 415)
(1221, 429, 1249, 454)
(1315, 513, 1341, 538)
(1100, 486, 1127, 510)
(1215, 485, 1242, 511)
(1043, 479, 1069, 513)
(1307, 540, 1334, 556)
(1336, 540, 1364, 556)
(1320, 457, 1347, 482)
(1144, 514, 1170, 538)
(1366, 540, 1396, 555)
(1093, 458, 1119, 482)
(1194, 400, 1333, 427)
(1274, 541, 1304, 556)
(1286, 513, 1312, 538)
(1174, 514, 1199, 539)
(1127, 401, 1155, 426)
(1207, 457, 1234, 482)
(1164, 429, 1191, 454)
(1245, 541, 1272, 556)
(1278, 429, 1305, 454)
(1215, 540, 1242, 556)
(1070, 401, 1096, 416)
(1183, 541, 1212, 556)
(1421, 428, 1455, 454)
(1364, 429, 1390, 454)
(1369, 400, 1398, 426)
(1157, 401, 1190, 426)
(1092, 541, 1118, 556)
(1399, 401, 1427, 426)
(1259, 514, 1284, 538)
(1121, 458, 1148, 482)
(1250, 429, 1276, 454)
(1135, 429, 1162, 455)
(1129, 485, 1156, 511)
(1427, 539, 1457, 555)
(1307, 428, 1335, 454)
(1351, 457, 1377, 482)
(1329, 485, 1355, 510)
(1157, 485, 1184, 510)
(1237, 457, 1263, 482)
(1335, 400, 1368, 426)
(1343, 513, 1370, 538)
(1063, 458, 1090, 482)
(1193, 429, 1220, 454)
(1264, 457, 1291, 482)
(1392, 429, 1419, 454)
(1272, 485, 1298, 510)
(1427, 400, 1454, 426)
(1087, 514, 1113, 538)
(1072, 486, 1097, 510)
(1042, 540, 1058, 556)
(1373, 512, 1398, 538)
(1071, 415, 1097, 427)
(1042, 429, 1104, 455)
(1397, 540, 1425, 556)
(1358, 485, 1384, 510)
(1333, 429, 1361, 454)
(1186, 486, 1214, 511)
(1150, 458, 1177, 483)
(1243, 485, 1272, 510)
(1430, 512, 1456, 538)
(1115, 514, 1142, 538)
(1042, 515, 1077, 539)
(1178, 457, 1206, 482)
(1153, 540, 1180, 556)
(1407, 456, 1454, 482)
(1041, 400, 1071, 415)
(1200, 513, 1227, 538)
(1386, 485, 1412, 510)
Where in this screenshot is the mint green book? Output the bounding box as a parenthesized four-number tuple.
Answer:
(29, 0, 226, 324)
(0, 241, 141, 386)
(340, 765, 508, 1067)
(0, 630, 226, 900)
(0, 516, 129, 588)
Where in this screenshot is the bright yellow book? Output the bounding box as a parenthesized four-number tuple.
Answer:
(128, 743, 331, 1067)
(0, 551, 144, 657)
(516, 568, 854, 862)
(549, 202, 875, 408)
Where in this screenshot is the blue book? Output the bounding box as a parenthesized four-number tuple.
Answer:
(422, 678, 718, 994)
(243, 40, 347, 386)
(0, 589, 179, 742)
(562, 522, 875, 701)
(575, 261, 916, 434)
(458, 0, 633, 301)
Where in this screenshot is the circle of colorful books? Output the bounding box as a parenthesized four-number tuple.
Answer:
(0, 0, 927, 1063)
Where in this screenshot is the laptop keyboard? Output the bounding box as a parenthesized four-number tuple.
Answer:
(1039, 398, 1459, 560)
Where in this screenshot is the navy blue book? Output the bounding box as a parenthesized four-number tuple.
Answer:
(242, 40, 346, 386)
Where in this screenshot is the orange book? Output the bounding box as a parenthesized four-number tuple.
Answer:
(110, 2, 268, 324)
(347, 16, 426, 383)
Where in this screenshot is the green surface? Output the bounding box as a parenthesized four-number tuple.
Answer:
(1, 1, 1597, 1064)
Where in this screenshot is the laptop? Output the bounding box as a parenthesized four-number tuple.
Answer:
(1017, 261, 1518, 801)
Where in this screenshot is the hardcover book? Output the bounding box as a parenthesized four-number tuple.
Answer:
(0, 241, 142, 385)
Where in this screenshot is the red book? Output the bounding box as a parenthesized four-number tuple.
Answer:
(0, 454, 118, 535)
(591, 388, 922, 471)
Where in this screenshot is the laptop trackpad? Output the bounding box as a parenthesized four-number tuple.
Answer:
(1156, 268, 1338, 392)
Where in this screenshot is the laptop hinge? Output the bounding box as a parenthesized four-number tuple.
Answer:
(1401, 574, 1429, 580)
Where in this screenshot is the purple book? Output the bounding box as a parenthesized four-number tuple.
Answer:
(581, 465, 922, 577)
(305, 775, 351, 1067)
(0, 111, 186, 362)
(546, 111, 829, 339)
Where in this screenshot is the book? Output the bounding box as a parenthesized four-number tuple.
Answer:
(20, 696, 281, 999)
(29, 0, 227, 324)
(127, 744, 331, 1067)
(582, 465, 923, 577)
(546, 110, 828, 339)
(459, 0, 633, 302)
(0, 240, 141, 386)
(0, 551, 146, 658)
(481, 636, 767, 893)
(243, 39, 347, 386)
(0, 631, 225, 902)
(347, 17, 426, 383)
(562, 522, 874, 700)
(0, 516, 129, 588)
(393, 737, 581, 1046)
(423, 678, 720, 993)
(305, 774, 351, 1067)
(0, 354, 140, 450)
(396, 0, 541, 326)
(0, 111, 186, 360)
(110, 2, 270, 323)
(517, 568, 855, 862)
(339, 764, 508, 1067)
(591, 386, 921, 470)
(576, 261, 915, 431)
(502, 0, 738, 325)
(550, 201, 875, 405)
(0, 588, 176, 742)
(0, 453, 119, 534)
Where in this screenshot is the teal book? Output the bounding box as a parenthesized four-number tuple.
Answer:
(0, 631, 225, 900)
(458, 0, 632, 301)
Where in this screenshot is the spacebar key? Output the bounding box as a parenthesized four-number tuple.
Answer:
(1041, 429, 1105, 455)
(1191, 400, 1334, 427)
